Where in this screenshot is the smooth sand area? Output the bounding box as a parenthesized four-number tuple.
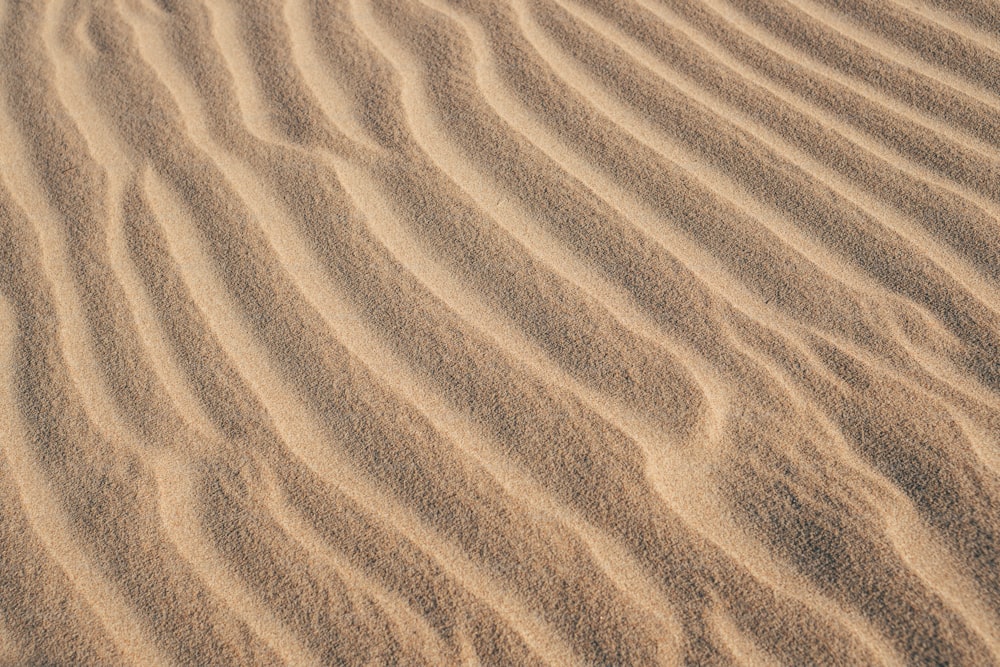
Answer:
(1, 0, 999, 664)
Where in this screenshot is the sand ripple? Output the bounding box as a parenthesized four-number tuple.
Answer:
(1, 0, 998, 664)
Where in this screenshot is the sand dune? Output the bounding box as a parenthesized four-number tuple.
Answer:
(0, 0, 998, 664)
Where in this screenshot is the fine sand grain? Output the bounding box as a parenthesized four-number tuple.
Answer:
(1, 0, 999, 664)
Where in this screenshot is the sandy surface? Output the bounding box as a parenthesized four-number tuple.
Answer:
(1, 0, 999, 664)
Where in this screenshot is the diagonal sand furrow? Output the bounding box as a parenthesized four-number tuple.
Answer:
(2, 0, 999, 663)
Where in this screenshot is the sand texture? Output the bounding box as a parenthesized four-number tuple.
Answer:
(1, 0, 999, 664)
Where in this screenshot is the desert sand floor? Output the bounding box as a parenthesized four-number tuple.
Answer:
(1, 0, 999, 664)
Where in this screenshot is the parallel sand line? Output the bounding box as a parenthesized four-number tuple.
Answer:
(380, 0, 984, 392)
(1, 0, 999, 663)
(593, 0, 1000, 190)
(3, 19, 316, 664)
(520, 0, 1000, 393)
(712, 0, 1000, 146)
(797, 0, 1000, 93)
(41, 0, 223, 447)
(573, 0, 1000, 227)
(504, 0, 988, 308)
(336, 155, 910, 664)
(138, 168, 579, 664)
(352, 0, 952, 664)
(903, 0, 1000, 53)
(384, 0, 1000, 464)
(304, 0, 992, 656)
(359, 0, 883, 385)
(0, 288, 166, 667)
(641, 0, 1000, 173)
(512, 0, 1000, 313)
(120, 175, 476, 663)
(117, 10, 660, 664)
(366, 0, 984, 624)
(761, 0, 1000, 107)
(523, 0, 1000, 306)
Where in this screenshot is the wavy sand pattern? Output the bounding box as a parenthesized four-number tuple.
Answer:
(0, 0, 998, 664)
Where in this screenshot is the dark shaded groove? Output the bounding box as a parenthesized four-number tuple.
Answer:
(159, 1, 880, 662)
(0, 169, 276, 666)
(1, 0, 997, 663)
(0, 4, 280, 664)
(572, 0, 1000, 283)
(229, 0, 709, 444)
(526, 0, 1000, 395)
(0, 188, 128, 667)
(810, 0, 1000, 93)
(734, 312, 1000, 617)
(92, 4, 675, 662)
(123, 176, 538, 664)
(592, 0, 1000, 195)
(715, 0, 1000, 148)
(404, 0, 905, 361)
(923, 0, 1000, 41)
(810, 338, 1000, 611)
(360, 1, 1000, 661)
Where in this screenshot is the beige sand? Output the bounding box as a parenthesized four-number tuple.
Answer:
(1, 0, 999, 664)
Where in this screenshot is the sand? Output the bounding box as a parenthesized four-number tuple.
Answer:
(0, 0, 998, 664)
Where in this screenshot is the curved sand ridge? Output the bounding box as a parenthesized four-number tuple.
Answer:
(1, 0, 999, 664)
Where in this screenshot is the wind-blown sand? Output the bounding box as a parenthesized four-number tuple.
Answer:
(0, 0, 998, 664)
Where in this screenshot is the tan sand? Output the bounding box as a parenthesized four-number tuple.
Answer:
(1, 0, 998, 664)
